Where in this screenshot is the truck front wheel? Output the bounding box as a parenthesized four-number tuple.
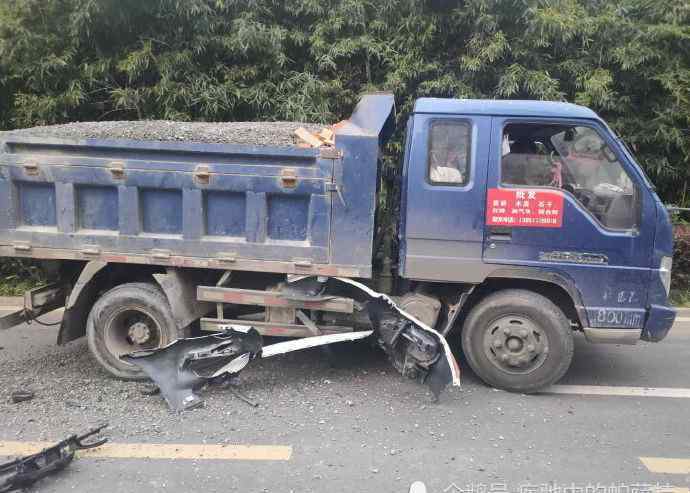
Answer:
(86, 282, 188, 380)
(461, 289, 574, 393)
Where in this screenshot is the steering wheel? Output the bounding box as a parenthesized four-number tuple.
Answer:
(574, 188, 597, 208)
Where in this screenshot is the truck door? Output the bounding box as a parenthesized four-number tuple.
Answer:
(400, 113, 492, 282)
(483, 117, 657, 331)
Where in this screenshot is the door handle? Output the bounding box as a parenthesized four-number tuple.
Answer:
(488, 226, 512, 242)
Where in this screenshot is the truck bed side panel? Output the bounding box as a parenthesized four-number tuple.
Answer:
(0, 138, 337, 270)
(329, 134, 379, 275)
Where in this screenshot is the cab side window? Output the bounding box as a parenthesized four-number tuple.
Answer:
(500, 123, 638, 230)
(428, 121, 470, 185)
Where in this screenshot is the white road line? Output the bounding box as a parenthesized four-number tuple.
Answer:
(675, 317, 690, 322)
(543, 385, 690, 398)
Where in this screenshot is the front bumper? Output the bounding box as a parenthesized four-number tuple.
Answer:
(583, 327, 641, 345)
(583, 304, 676, 344)
(641, 304, 676, 342)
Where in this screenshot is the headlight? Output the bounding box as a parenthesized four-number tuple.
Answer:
(659, 256, 672, 297)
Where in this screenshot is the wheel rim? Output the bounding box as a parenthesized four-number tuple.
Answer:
(482, 314, 549, 375)
(103, 306, 163, 359)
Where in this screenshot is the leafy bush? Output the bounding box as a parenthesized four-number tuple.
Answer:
(0, 259, 45, 296)
(672, 233, 690, 292)
(0, 0, 688, 205)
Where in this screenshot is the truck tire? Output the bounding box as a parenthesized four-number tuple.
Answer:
(461, 289, 574, 393)
(86, 282, 188, 380)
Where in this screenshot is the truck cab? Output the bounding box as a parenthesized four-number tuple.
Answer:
(399, 98, 675, 390)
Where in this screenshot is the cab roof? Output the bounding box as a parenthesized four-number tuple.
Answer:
(413, 98, 599, 120)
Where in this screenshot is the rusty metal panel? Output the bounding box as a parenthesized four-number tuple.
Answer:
(0, 243, 365, 277)
(197, 286, 354, 313)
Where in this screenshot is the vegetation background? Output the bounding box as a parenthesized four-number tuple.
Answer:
(0, 0, 688, 296)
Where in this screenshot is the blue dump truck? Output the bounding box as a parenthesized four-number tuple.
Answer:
(0, 93, 677, 393)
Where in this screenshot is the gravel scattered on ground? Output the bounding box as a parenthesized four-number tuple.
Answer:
(0, 322, 452, 445)
(1, 120, 326, 147)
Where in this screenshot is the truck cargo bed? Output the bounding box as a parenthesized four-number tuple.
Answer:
(0, 94, 395, 278)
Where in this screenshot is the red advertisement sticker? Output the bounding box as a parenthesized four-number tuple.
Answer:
(486, 188, 564, 228)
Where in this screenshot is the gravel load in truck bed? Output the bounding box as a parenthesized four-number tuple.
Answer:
(1, 120, 326, 148)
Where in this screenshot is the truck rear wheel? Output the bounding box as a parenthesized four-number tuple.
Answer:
(86, 282, 188, 380)
(461, 289, 574, 393)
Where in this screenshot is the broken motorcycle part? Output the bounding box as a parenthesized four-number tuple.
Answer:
(0, 424, 108, 493)
(275, 276, 459, 398)
(333, 278, 461, 399)
(281, 276, 460, 397)
(124, 327, 372, 412)
(139, 384, 161, 396)
(122, 327, 262, 411)
(123, 275, 460, 411)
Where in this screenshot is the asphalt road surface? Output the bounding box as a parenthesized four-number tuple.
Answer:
(1, 307, 689, 493)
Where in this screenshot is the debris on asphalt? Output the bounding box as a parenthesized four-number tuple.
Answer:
(123, 326, 371, 412)
(64, 400, 85, 410)
(272, 276, 460, 398)
(0, 424, 108, 492)
(209, 372, 241, 389)
(122, 328, 264, 412)
(228, 388, 259, 408)
(334, 277, 461, 399)
(2, 121, 325, 148)
(121, 276, 459, 412)
(9, 390, 33, 404)
(139, 384, 161, 396)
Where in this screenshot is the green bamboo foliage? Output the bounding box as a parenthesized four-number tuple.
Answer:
(0, 0, 688, 204)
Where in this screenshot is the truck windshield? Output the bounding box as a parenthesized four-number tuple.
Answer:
(616, 135, 656, 190)
(501, 123, 639, 230)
